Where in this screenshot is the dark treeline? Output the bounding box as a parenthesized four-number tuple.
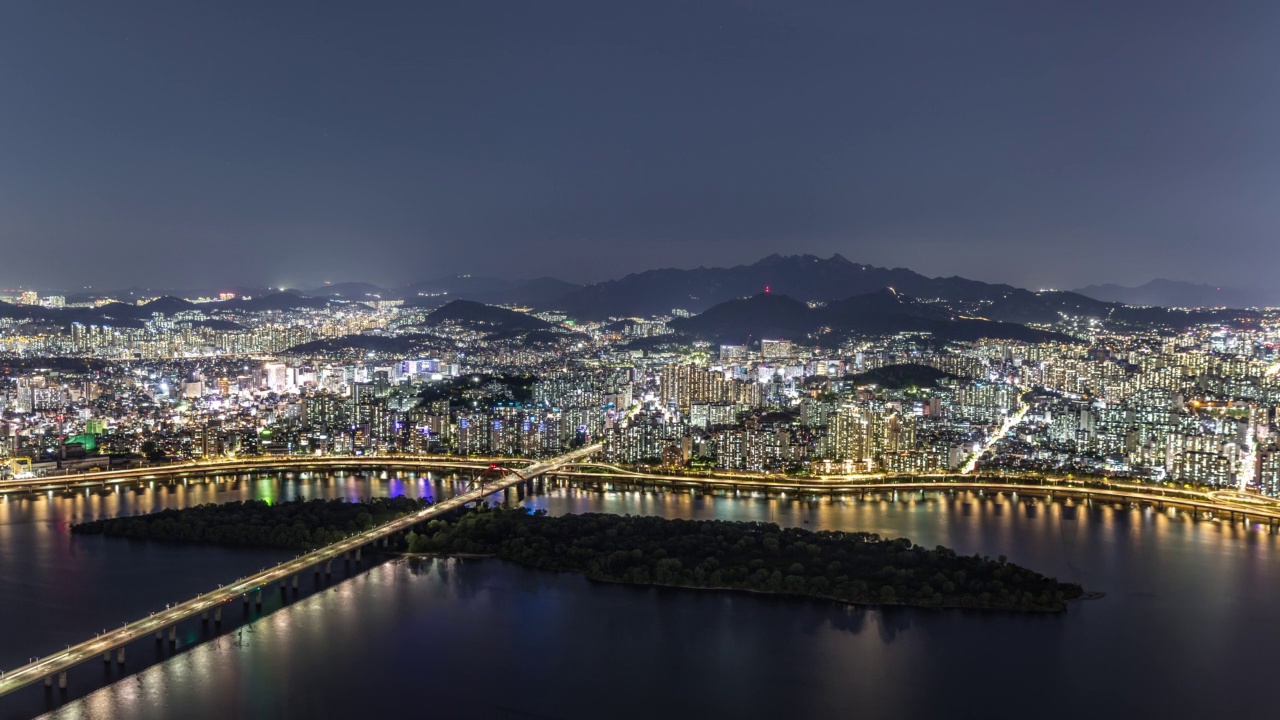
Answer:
(72, 496, 430, 549)
(408, 507, 1084, 612)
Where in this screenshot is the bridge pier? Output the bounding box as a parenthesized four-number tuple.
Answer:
(155, 629, 163, 642)
(325, 559, 333, 579)
(168, 625, 177, 646)
(117, 648, 126, 664)
(255, 588, 263, 609)
(201, 610, 209, 624)
(355, 547, 362, 564)
(103, 651, 112, 663)
(292, 575, 299, 593)
(214, 606, 222, 624)
(59, 671, 67, 690)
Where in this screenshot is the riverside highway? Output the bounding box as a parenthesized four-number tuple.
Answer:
(0, 443, 601, 698)
(6, 451, 1279, 527)
(0, 454, 539, 494)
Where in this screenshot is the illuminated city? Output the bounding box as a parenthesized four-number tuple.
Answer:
(3, 2, 1279, 719)
(3, 271, 1278, 495)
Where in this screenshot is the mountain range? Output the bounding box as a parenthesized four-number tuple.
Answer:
(6, 255, 1263, 337)
(1073, 279, 1277, 309)
(23, 256, 1276, 313)
(667, 289, 1069, 346)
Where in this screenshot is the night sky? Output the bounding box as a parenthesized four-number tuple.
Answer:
(2, 1, 1277, 291)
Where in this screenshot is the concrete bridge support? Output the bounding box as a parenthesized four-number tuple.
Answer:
(116, 648, 126, 665)
(103, 651, 111, 663)
(214, 606, 222, 624)
(254, 588, 263, 609)
(168, 625, 177, 647)
(355, 547, 362, 564)
(292, 575, 299, 593)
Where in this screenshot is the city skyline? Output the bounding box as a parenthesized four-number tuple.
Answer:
(4, 1, 1279, 290)
(4, 3, 1280, 717)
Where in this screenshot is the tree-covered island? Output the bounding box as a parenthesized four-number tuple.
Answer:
(71, 498, 1085, 612)
(408, 506, 1084, 612)
(71, 496, 430, 549)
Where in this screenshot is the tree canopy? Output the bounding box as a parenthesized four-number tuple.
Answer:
(407, 506, 1083, 612)
(72, 496, 430, 549)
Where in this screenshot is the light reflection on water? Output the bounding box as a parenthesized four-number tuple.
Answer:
(3, 474, 1278, 719)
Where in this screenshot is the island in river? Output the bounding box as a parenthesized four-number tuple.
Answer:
(71, 498, 1084, 613)
(71, 496, 430, 549)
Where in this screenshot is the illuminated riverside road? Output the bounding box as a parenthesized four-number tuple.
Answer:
(6, 451, 1279, 529)
(0, 454, 539, 494)
(546, 469, 1280, 524)
(0, 443, 601, 698)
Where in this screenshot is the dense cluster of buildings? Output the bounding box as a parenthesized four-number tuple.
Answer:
(2, 293, 1279, 496)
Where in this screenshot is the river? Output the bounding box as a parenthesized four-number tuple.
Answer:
(1, 472, 1276, 719)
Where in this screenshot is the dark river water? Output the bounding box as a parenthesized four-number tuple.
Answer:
(1, 473, 1277, 719)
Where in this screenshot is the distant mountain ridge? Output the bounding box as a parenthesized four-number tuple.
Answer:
(1074, 279, 1276, 309)
(14, 255, 1267, 337)
(668, 289, 1069, 346)
(548, 254, 1017, 320)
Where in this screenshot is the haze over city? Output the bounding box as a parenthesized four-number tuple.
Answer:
(3, 1, 1279, 290)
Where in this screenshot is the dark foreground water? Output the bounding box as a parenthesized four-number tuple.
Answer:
(2, 475, 1278, 719)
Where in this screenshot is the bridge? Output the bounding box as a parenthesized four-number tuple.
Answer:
(0, 443, 602, 698)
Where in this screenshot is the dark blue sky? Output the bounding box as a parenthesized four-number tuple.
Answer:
(2, 1, 1277, 291)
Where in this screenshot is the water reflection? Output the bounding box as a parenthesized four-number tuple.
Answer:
(4, 474, 1280, 719)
